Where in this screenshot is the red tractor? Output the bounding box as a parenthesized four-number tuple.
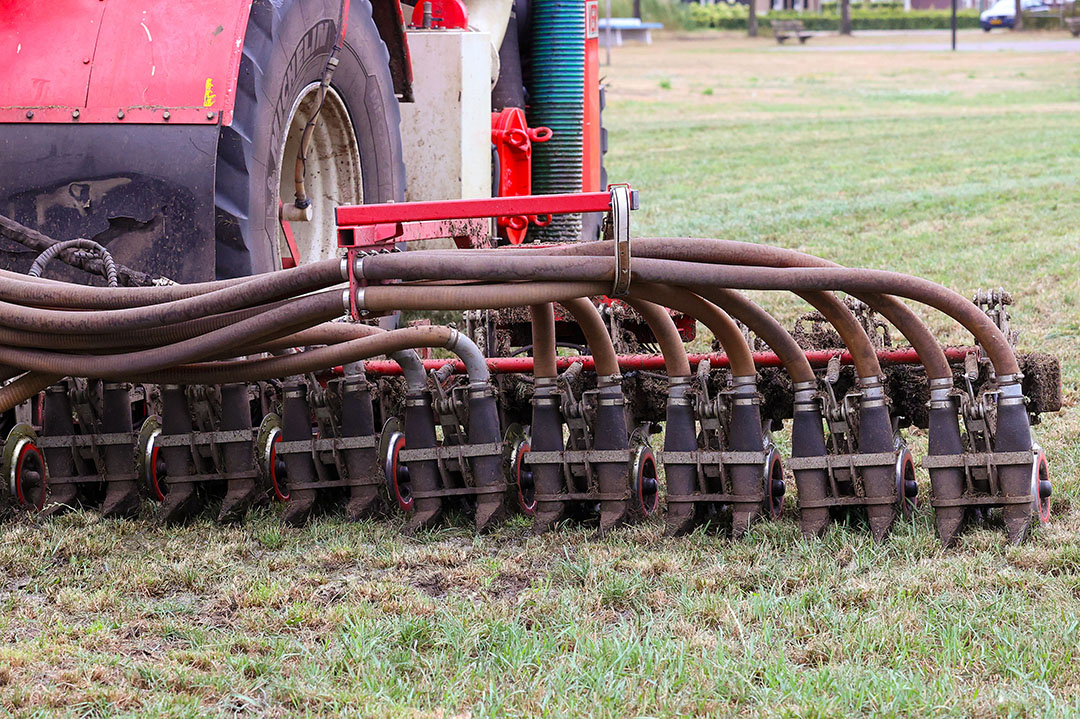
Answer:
(0, 0, 603, 279)
(0, 2, 1062, 546)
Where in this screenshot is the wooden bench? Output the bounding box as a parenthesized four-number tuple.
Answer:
(598, 17, 664, 45)
(772, 19, 813, 44)
(1066, 16, 1080, 36)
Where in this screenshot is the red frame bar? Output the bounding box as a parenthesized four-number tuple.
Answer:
(356, 347, 977, 376)
(342, 218, 491, 249)
(336, 191, 617, 227)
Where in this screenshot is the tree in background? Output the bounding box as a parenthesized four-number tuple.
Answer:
(749, 0, 758, 36)
(633, 0, 641, 19)
(841, 0, 852, 33)
(1014, 0, 1024, 29)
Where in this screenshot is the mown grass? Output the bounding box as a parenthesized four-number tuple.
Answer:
(3, 36, 1080, 718)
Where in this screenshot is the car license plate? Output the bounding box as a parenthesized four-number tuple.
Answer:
(991, 18, 1003, 23)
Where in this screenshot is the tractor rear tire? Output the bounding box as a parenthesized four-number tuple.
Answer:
(215, 0, 406, 278)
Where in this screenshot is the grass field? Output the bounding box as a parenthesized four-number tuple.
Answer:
(4, 34, 1080, 718)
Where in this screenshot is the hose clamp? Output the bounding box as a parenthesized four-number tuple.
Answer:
(731, 375, 757, 387)
(857, 376, 885, 398)
(354, 287, 366, 312)
(930, 390, 954, 404)
(929, 377, 954, 406)
(669, 375, 693, 386)
(858, 377, 887, 408)
(998, 380, 1028, 406)
(860, 385, 885, 399)
(857, 375, 884, 390)
(608, 185, 633, 297)
(998, 381, 1024, 397)
(343, 378, 369, 395)
(793, 380, 818, 408)
(469, 380, 494, 398)
(534, 377, 558, 388)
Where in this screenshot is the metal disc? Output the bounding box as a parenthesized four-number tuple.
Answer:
(377, 416, 402, 477)
(135, 415, 164, 501)
(256, 413, 286, 501)
(631, 444, 659, 516)
(503, 423, 535, 515)
(764, 447, 786, 520)
(1031, 447, 1051, 524)
(3, 423, 46, 510)
(379, 417, 411, 512)
(628, 423, 652, 449)
(894, 445, 918, 520)
(501, 423, 526, 473)
(513, 441, 534, 515)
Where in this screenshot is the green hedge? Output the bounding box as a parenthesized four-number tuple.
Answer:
(687, 2, 1072, 31)
(606, 0, 696, 30)
(1020, 13, 1071, 29)
(688, 4, 985, 29)
(782, 9, 982, 30)
(820, 1, 904, 11)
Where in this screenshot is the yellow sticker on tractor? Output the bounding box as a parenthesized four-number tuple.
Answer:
(203, 78, 217, 107)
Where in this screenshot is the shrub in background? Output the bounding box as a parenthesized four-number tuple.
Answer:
(606, 0, 1068, 34)
(689, 4, 986, 30)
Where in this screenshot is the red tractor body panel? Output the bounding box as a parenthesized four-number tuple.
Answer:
(0, 0, 252, 125)
(0, 0, 104, 110)
(0, 0, 414, 124)
(582, 0, 601, 192)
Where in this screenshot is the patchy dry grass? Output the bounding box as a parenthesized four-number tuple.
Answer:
(3, 34, 1080, 718)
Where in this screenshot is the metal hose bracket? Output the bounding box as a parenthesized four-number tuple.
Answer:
(606, 185, 633, 297)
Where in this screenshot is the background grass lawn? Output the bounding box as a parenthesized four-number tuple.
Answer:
(2, 34, 1079, 718)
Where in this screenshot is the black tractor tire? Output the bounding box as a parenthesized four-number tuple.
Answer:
(214, 0, 406, 278)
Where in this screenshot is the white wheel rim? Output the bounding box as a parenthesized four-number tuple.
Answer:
(277, 83, 362, 267)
